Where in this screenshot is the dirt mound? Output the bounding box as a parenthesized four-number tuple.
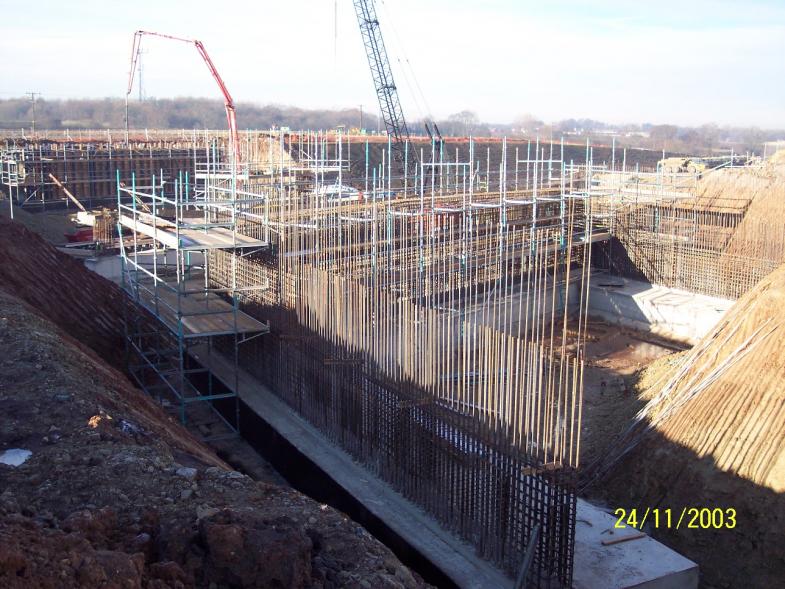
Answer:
(586, 263, 785, 588)
(769, 148, 785, 165)
(0, 288, 429, 588)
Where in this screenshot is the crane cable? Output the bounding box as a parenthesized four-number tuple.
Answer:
(376, 0, 439, 132)
(378, 0, 432, 120)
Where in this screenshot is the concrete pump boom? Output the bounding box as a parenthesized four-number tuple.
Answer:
(126, 30, 241, 165)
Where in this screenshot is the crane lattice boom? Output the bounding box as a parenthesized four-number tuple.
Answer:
(353, 0, 417, 175)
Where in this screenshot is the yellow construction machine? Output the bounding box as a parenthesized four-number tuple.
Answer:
(658, 157, 707, 174)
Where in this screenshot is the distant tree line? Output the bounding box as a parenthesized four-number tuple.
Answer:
(0, 97, 780, 156)
(0, 97, 380, 134)
(434, 111, 782, 156)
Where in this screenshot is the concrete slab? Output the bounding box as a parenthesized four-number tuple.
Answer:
(589, 272, 733, 344)
(574, 500, 699, 589)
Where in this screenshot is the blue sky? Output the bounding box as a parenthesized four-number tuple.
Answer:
(1, 0, 783, 128)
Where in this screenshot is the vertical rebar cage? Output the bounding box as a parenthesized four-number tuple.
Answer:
(118, 129, 603, 585)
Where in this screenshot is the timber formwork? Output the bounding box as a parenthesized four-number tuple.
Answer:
(0, 130, 294, 210)
(1, 141, 195, 209)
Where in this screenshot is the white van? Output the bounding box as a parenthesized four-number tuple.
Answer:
(317, 183, 362, 203)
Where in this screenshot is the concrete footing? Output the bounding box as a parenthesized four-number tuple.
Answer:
(574, 501, 698, 588)
(191, 345, 699, 589)
(191, 344, 510, 589)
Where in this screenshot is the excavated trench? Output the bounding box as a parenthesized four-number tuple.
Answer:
(187, 367, 458, 588)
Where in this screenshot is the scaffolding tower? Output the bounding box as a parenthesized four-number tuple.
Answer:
(116, 153, 270, 438)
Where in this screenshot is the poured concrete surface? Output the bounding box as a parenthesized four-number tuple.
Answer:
(589, 272, 733, 344)
(574, 500, 698, 589)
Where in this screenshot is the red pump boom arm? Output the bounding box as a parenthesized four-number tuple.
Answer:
(127, 30, 241, 165)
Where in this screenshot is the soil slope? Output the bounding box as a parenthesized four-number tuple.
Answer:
(0, 216, 429, 588)
(588, 263, 785, 588)
(0, 217, 129, 368)
(0, 289, 428, 589)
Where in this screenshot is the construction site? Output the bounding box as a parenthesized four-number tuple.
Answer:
(2, 4, 785, 589)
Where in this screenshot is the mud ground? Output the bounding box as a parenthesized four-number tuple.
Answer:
(0, 231, 430, 588)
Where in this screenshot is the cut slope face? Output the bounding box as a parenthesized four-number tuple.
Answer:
(0, 217, 431, 588)
(588, 263, 785, 588)
(0, 217, 129, 368)
(591, 262, 785, 491)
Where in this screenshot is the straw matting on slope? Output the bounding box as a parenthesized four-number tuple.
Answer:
(586, 263, 785, 588)
(769, 148, 785, 165)
(687, 169, 760, 213)
(720, 170, 785, 262)
(595, 262, 785, 491)
(654, 268, 785, 490)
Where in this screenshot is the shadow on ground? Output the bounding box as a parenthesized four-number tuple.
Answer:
(584, 424, 785, 589)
